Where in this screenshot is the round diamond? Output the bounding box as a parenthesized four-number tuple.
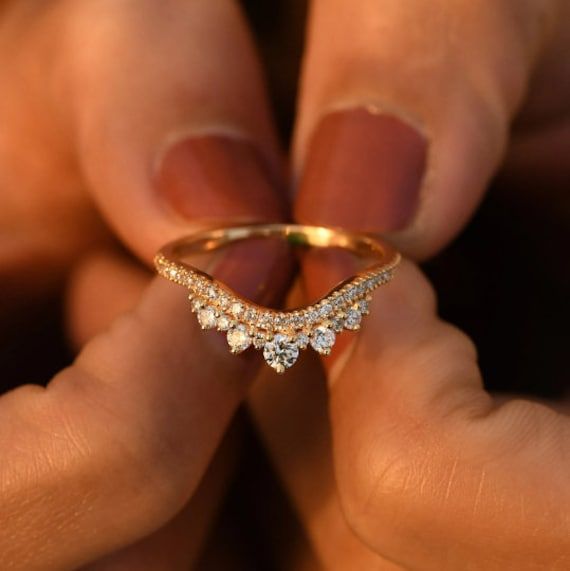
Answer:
(217, 314, 232, 331)
(310, 326, 336, 355)
(318, 303, 333, 318)
(357, 299, 370, 315)
(197, 306, 217, 329)
(230, 301, 244, 317)
(296, 332, 310, 349)
(207, 285, 218, 300)
(330, 316, 345, 333)
(226, 325, 251, 354)
(333, 296, 346, 309)
(263, 334, 300, 373)
(344, 308, 362, 330)
(253, 332, 267, 349)
(244, 308, 257, 323)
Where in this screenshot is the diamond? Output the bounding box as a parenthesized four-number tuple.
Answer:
(207, 285, 218, 300)
(310, 326, 336, 355)
(244, 308, 257, 323)
(263, 334, 300, 373)
(296, 332, 309, 349)
(253, 331, 267, 349)
(230, 301, 243, 317)
(344, 308, 362, 330)
(318, 303, 333, 318)
(333, 296, 346, 309)
(197, 306, 217, 329)
(218, 295, 230, 310)
(330, 316, 345, 333)
(258, 312, 272, 330)
(168, 267, 179, 280)
(217, 314, 232, 331)
(226, 324, 251, 354)
(357, 299, 370, 315)
(191, 298, 203, 312)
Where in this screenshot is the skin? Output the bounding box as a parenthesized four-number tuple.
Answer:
(0, 0, 569, 569)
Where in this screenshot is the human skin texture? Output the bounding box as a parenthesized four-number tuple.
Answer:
(0, 0, 569, 569)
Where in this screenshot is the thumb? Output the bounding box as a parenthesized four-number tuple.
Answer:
(59, 0, 285, 261)
(293, 0, 557, 257)
(315, 260, 569, 569)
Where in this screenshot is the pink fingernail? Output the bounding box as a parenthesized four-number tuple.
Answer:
(157, 135, 286, 221)
(295, 108, 427, 232)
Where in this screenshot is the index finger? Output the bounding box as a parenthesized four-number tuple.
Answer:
(0, 240, 289, 570)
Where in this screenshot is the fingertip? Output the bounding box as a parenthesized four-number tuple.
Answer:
(65, 251, 150, 348)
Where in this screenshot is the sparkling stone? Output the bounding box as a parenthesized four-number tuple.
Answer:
(330, 316, 345, 333)
(318, 303, 333, 318)
(306, 310, 318, 325)
(310, 326, 336, 355)
(244, 308, 257, 323)
(296, 332, 310, 349)
(168, 268, 179, 280)
(344, 308, 362, 330)
(230, 301, 243, 317)
(258, 312, 272, 329)
(197, 306, 217, 329)
(346, 287, 358, 301)
(218, 295, 230, 310)
(226, 325, 251, 353)
(191, 298, 203, 312)
(357, 299, 370, 315)
(291, 313, 304, 329)
(217, 314, 232, 331)
(333, 295, 346, 309)
(207, 285, 218, 299)
(253, 332, 267, 349)
(263, 334, 299, 373)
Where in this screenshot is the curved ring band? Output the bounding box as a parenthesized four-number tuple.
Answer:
(154, 224, 401, 373)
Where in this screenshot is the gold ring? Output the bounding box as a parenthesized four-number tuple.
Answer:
(154, 223, 400, 373)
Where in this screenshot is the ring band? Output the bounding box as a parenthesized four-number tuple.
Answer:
(154, 223, 400, 373)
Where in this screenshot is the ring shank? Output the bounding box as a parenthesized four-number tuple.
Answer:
(159, 223, 398, 267)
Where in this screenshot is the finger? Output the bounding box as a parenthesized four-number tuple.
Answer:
(1, 0, 285, 274)
(248, 335, 403, 570)
(317, 260, 570, 569)
(293, 0, 557, 258)
(65, 251, 150, 348)
(66, 252, 236, 570)
(62, 0, 286, 261)
(0, 240, 291, 570)
(82, 421, 240, 571)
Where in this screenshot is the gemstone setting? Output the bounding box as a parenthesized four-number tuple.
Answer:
(263, 334, 300, 373)
(310, 326, 336, 355)
(154, 244, 399, 373)
(226, 324, 251, 354)
(197, 306, 217, 329)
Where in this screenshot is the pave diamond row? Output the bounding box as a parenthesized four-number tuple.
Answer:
(155, 254, 397, 373)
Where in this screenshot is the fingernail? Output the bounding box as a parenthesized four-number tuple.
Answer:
(213, 238, 294, 308)
(296, 108, 427, 232)
(156, 135, 285, 221)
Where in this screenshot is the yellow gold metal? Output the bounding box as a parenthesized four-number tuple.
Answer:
(154, 223, 400, 373)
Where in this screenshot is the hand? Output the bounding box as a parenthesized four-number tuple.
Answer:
(0, 1, 289, 568)
(250, 1, 570, 569)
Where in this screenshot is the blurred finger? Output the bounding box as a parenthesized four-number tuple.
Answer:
(0, 239, 290, 570)
(65, 252, 150, 348)
(249, 345, 403, 570)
